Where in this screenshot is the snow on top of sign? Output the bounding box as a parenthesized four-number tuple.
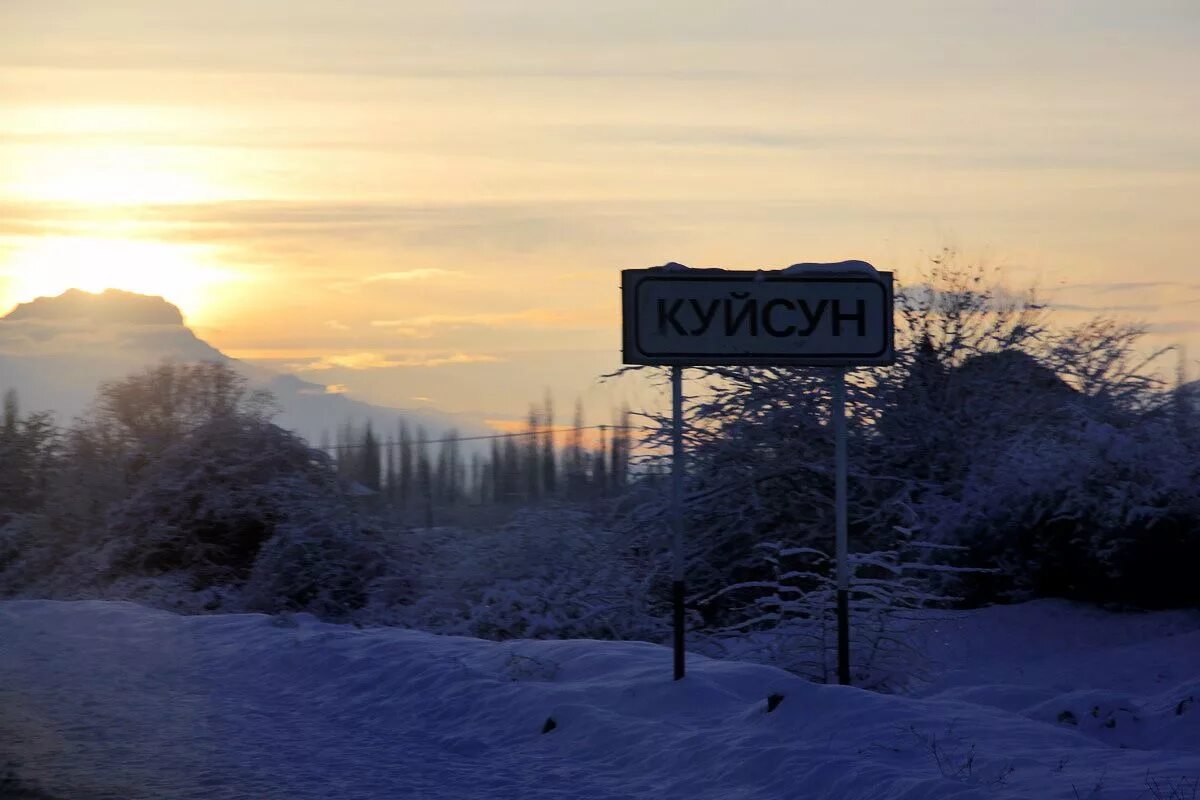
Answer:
(781, 260, 879, 275)
(647, 262, 726, 273)
(644, 261, 880, 275)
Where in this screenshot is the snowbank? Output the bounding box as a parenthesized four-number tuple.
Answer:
(1, 600, 1197, 799)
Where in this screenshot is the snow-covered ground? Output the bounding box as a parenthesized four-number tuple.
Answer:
(2, 600, 1197, 800)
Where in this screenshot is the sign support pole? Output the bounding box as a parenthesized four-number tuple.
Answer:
(671, 365, 686, 681)
(833, 367, 851, 686)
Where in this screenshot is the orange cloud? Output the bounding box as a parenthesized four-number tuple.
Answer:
(330, 269, 458, 292)
(299, 351, 501, 371)
(370, 308, 581, 336)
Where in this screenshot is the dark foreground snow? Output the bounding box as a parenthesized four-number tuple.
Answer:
(1, 600, 1198, 799)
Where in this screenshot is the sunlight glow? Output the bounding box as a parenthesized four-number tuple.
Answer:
(6, 145, 227, 206)
(2, 237, 236, 323)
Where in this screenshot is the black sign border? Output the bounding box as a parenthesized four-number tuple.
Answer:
(622, 270, 895, 367)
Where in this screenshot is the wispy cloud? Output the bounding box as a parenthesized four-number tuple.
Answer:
(297, 383, 350, 395)
(297, 351, 501, 371)
(329, 268, 459, 292)
(1147, 321, 1200, 336)
(1050, 302, 1168, 313)
(364, 269, 458, 283)
(1046, 281, 1185, 294)
(370, 308, 580, 337)
(1041, 281, 1200, 315)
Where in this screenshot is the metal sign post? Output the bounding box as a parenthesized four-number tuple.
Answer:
(671, 365, 686, 680)
(832, 367, 851, 685)
(621, 262, 893, 684)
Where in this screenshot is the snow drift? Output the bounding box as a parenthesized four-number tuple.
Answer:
(2, 599, 1197, 800)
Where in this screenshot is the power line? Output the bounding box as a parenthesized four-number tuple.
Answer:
(325, 424, 646, 450)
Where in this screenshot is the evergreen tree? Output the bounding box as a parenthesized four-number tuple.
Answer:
(609, 405, 630, 491)
(469, 452, 484, 504)
(435, 429, 461, 504)
(3, 389, 17, 439)
(0, 389, 60, 514)
(385, 435, 398, 503)
(360, 422, 381, 492)
(566, 399, 586, 499)
(488, 438, 502, 504)
(524, 407, 541, 501)
(415, 427, 434, 527)
(541, 391, 557, 497)
(335, 422, 355, 482)
(398, 420, 413, 507)
(501, 436, 521, 503)
(592, 427, 609, 497)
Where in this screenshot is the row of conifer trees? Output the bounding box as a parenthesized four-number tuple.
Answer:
(323, 398, 633, 508)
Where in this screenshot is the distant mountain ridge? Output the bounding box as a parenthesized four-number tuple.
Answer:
(0, 289, 490, 444)
(5, 288, 186, 326)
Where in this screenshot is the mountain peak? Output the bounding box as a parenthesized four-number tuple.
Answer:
(2, 289, 185, 326)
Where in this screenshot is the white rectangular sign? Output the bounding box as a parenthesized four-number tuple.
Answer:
(622, 264, 894, 366)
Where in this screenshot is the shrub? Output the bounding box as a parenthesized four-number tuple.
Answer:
(936, 418, 1200, 608)
(392, 506, 666, 641)
(99, 415, 343, 587)
(242, 516, 392, 621)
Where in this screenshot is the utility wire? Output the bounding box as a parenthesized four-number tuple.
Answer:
(325, 424, 646, 450)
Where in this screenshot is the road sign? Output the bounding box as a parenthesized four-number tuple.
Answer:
(621, 261, 893, 685)
(622, 263, 894, 367)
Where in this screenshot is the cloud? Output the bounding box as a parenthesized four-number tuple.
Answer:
(364, 269, 458, 283)
(370, 308, 580, 337)
(1046, 281, 1185, 294)
(1050, 302, 1167, 313)
(1147, 321, 1200, 335)
(298, 351, 501, 371)
(297, 383, 350, 395)
(1040, 281, 1200, 314)
(0, 198, 659, 258)
(330, 269, 460, 292)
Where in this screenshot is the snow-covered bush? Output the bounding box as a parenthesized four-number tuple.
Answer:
(89, 412, 406, 620)
(0, 361, 409, 621)
(696, 541, 966, 690)
(933, 416, 1200, 608)
(98, 415, 344, 585)
(0, 515, 43, 590)
(44, 361, 280, 533)
(243, 516, 394, 621)
(390, 506, 666, 642)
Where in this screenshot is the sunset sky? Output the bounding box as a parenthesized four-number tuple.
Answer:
(2, 1, 1198, 421)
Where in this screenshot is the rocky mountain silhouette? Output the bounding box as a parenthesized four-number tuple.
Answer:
(0, 289, 488, 443)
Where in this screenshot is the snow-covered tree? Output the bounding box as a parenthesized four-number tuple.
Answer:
(625, 252, 1196, 635)
(0, 390, 60, 516)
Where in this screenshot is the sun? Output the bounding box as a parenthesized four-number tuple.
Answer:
(2, 236, 236, 323)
